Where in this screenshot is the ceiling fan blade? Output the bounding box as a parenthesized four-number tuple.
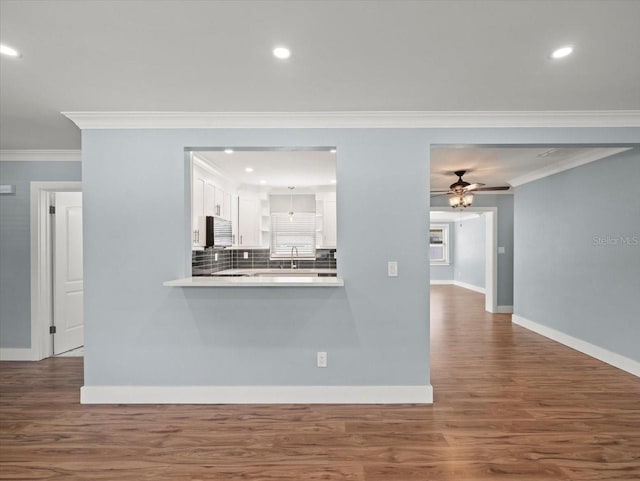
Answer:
(430, 190, 452, 194)
(463, 183, 486, 191)
(430, 192, 453, 198)
(472, 186, 511, 192)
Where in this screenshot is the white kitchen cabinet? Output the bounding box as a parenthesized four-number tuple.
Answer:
(192, 172, 218, 246)
(323, 199, 337, 247)
(192, 177, 206, 247)
(238, 197, 260, 247)
(231, 194, 238, 245)
(223, 192, 232, 220)
(204, 182, 215, 216)
(260, 198, 270, 247)
(213, 186, 224, 218)
(206, 186, 233, 220)
(315, 192, 337, 248)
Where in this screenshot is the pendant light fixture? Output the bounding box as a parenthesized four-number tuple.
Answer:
(288, 186, 295, 222)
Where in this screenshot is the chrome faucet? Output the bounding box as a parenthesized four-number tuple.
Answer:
(290, 246, 298, 269)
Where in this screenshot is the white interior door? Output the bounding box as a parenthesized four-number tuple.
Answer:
(53, 192, 84, 355)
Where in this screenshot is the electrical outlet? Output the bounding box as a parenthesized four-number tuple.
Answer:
(317, 351, 327, 368)
(214, 253, 219, 261)
(243, 252, 249, 259)
(498, 246, 506, 254)
(388, 261, 398, 277)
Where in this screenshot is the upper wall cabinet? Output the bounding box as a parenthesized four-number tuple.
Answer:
(238, 195, 261, 247)
(316, 192, 337, 248)
(192, 165, 235, 248)
(192, 177, 206, 247)
(213, 187, 233, 221)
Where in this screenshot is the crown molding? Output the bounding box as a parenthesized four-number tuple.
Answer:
(192, 154, 238, 187)
(509, 147, 631, 187)
(61, 110, 640, 130)
(0, 149, 81, 162)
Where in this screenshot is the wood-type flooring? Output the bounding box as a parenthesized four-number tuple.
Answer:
(1, 285, 639, 480)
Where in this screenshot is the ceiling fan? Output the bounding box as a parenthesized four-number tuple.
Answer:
(431, 170, 510, 208)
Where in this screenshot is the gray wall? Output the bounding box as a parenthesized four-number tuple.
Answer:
(81, 126, 638, 388)
(432, 194, 514, 306)
(0, 161, 82, 348)
(82, 129, 431, 386)
(430, 222, 454, 281)
(454, 215, 486, 289)
(514, 148, 640, 362)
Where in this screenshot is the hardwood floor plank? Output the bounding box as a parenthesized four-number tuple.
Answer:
(1, 285, 639, 480)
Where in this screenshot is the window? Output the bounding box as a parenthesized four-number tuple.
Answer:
(430, 224, 449, 265)
(270, 212, 316, 259)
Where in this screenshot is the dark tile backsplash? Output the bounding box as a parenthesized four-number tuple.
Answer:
(193, 248, 336, 276)
(191, 249, 233, 276)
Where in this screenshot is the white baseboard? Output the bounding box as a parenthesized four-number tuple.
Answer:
(496, 305, 514, 314)
(0, 348, 37, 361)
(512, 314, 640, 377)
(429, 280, 487, 295)
(81, 385, 433, 405)
(453, 280, 486, 294)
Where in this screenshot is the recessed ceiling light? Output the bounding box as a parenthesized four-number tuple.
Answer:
(245, 167, 254, 173)
(260, 180, 267, 184)
(0, 44, 20, 57)
(273, 47, 291, 59)
(550, 45, 573, 59)
(330, 149, 337, 154)
(224, 148, 234, 154)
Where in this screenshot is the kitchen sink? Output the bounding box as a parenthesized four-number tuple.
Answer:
(255, 272, 319, 277)
(210, 273, 251, 277)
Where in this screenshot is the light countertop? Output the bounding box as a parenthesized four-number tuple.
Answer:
(164, 273, 343, 287)
(165, 268, 342, 287)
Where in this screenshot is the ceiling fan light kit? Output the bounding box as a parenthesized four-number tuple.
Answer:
(431, 170, 510, 209)
(449, 193, 474, 208)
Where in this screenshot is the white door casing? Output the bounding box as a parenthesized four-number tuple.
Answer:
(53, 192, 84, 354)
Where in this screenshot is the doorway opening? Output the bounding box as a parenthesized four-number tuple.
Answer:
(429, 208, 497, 312)
(428, 143, 630, 316)
(30, 182, 83, 360)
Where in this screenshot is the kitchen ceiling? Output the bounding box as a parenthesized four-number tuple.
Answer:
(194, 150, 336, 188)
(1, 0, 640, 149)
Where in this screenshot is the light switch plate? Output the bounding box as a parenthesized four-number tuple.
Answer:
(243, 252, 249, 259)
(317, 351, 327, 368)
(498, 246, 506, 254)
(388, 261, 398, 277)
(0, 185, 16, 195)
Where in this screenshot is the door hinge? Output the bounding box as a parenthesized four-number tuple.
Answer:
(49, 205, 55, 214)
(49, 325, 56, 334)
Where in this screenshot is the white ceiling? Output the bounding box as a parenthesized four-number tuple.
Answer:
(194, 149, 336, 188)
(431, 211, 481, 223)
(430, 146, 631, 191)
(1, 0, 640, 149)
(195, 145, 634, 191)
